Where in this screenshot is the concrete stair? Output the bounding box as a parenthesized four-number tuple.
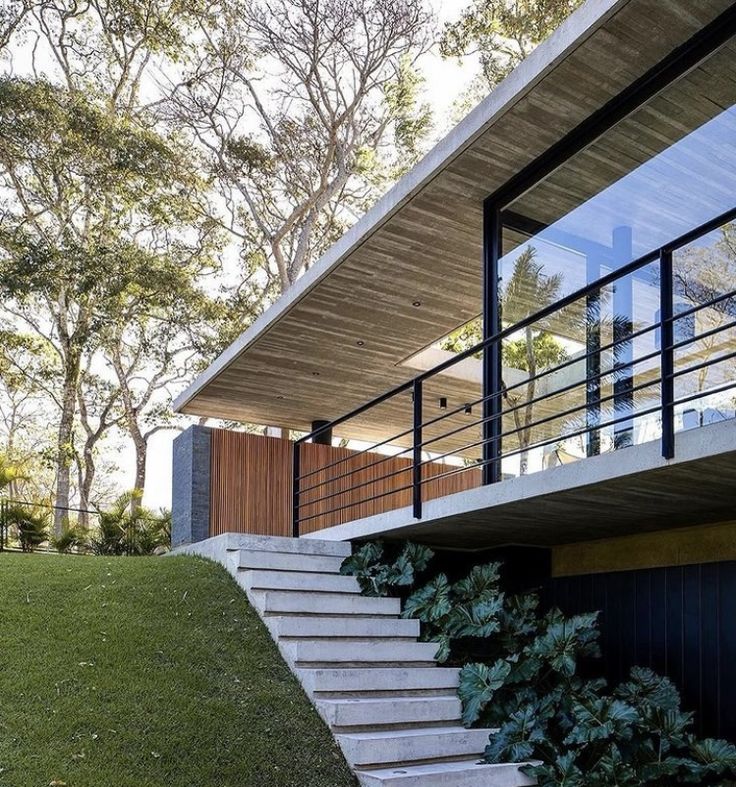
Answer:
(185, 533, 534, 786)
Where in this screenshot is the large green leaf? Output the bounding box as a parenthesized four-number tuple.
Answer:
(445, 595, 504, 638)
(458, 660, 511, 725)
(402, 574, 451, 623)
(453, 562, 501, 601)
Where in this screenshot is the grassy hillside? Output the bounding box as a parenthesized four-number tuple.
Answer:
(0, 553, 356, 787)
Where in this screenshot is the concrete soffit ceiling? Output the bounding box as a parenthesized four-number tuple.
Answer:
(173, 0, 734, 442)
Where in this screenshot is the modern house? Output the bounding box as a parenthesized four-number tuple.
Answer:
(172, 0, 736, 782)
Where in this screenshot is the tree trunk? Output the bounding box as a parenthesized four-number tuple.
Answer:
(54, 352, 81, 535)
(132, 431, 147, 511)
(78, 439, 95, 530)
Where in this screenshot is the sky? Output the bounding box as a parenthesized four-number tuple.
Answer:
(125, 1, 482, 510)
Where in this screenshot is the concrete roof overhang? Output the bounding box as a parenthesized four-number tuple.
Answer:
(174, 0, 734, 442)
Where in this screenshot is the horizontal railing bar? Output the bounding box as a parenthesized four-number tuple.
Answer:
(298, 313, 736, 498)
(0, 498, 100, 516)
(419, 287, 736, 432)
(298, 423, 415, 482)
(300, 379, 736, 521)
(671, 316, 736, 354)
(667, 285, 736, 324)
(298, 337, 661, 498)
(421, 402, 665, 489)
(672, 381, 736, 410)
(300, 370, 662, 509)
(414, 375, 662, 472)
(298, 460, 414, 511)
(417, 348, 662, 455)
(297, 442, 415, 497)
(297, 482, 415, 524)
(669, 347, 736, 382)
(302, 351, 736, 506)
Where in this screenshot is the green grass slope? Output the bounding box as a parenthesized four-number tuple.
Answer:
(0, 553, 356, 787)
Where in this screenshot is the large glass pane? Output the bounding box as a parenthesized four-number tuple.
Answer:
(672, 222, 736, 433)
(501, 37, 736, 318)
(498, 261, 661, 478)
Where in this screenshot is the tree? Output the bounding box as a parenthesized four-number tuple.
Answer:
(0, 78, 218, 533)
(169, 0, 433, 294)
(103, 275, 228, 506)
(500, 248, 563, 474)
(0, 0, 32, 52)
(673, 223, 736, 397)
(441, 0, 583, 95)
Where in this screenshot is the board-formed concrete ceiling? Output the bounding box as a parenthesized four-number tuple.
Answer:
(174, 0, 735, 444)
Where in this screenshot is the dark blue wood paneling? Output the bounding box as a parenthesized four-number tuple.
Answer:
(551, 561, 736, 740)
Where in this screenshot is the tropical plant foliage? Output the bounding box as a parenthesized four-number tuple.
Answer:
(4, 503, 49, 551)
(88, 492, 171, 556)
(341, 541, 736, 784)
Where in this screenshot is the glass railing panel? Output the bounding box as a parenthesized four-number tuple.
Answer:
(672, 221, 736, 434)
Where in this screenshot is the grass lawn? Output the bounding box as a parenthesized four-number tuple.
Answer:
(0, 553, 356, 787)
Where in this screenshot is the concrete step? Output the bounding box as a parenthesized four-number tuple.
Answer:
(259, 590, 401, 617)
(239, 550, 346, 574)
(318, 696, 462, 729)
(299, 667, 460, 696)
(268, 615, 420, 640)
(337, 726, 494, 768)
(227, 534, 351, 557)
(283, 640, 439, 666)
(355, 759, 537, 787)
(240, 569, 361, 594)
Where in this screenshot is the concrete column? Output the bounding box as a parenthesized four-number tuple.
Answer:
(172, 425, 212, 547)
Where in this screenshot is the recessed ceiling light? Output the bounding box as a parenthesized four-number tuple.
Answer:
(312, 371, 320, 376)
(356, 340, 365, 346)
(412, 300, 421, 307)
(277, 395, 284, 400)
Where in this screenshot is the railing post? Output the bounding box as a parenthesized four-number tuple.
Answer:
(292, 440, 301, 537)
(0, 499, 5, 551)
(482, 200, 502, 484)
(660, 248, 675, 459)
(412, 379, 423, 519)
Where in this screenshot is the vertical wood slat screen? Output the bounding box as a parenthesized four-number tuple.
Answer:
(209, 429, 481, 538)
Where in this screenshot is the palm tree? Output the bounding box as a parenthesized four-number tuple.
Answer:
(501, 248, 563, 475)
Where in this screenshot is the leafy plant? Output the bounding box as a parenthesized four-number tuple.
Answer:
(51, 524, 88, 554)
(340, 541, 433, 596)
(342, 540, 736, 784)
(88, 493, 171, 556)
(4, 503, 49, 551)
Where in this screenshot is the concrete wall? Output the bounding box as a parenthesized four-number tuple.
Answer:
(552, 520, 736, 577)
(171, 425, 212, 547)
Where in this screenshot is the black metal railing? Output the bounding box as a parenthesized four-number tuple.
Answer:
(292, 207, 736, 536)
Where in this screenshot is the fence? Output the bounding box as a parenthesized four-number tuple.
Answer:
(0, 498, 146, 555)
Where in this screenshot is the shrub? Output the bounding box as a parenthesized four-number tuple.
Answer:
(51, 524, 88, 554)
(4, 503, 49, 551)
(341, 541, 736, 785)
(88, 493, 171, 556)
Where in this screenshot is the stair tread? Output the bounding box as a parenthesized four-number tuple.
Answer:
(320, 695, 459, 706)
(355, 758, 537, 786)
(338, 726, 491, 741)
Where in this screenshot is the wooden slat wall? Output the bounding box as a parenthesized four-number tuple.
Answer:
(210, 430, 292, 538)
(209, 429, 480, 538)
